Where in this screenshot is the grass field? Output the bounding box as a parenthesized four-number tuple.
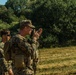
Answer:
(36, 46, 76, 75)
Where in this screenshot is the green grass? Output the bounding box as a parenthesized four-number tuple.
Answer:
(36, 46, 76, 75)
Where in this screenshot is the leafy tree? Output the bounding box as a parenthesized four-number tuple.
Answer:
(5, 0, 35, 16)
(31, 0, 76, 47)
(0, 0, 76, 47)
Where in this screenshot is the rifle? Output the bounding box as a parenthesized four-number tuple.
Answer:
(33, 59, 37, 75)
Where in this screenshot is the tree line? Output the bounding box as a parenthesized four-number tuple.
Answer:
(0, 0, 76, 48)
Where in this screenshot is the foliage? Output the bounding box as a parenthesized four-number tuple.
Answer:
(31, 0, 76, 47)
(0, 0, 76, 48)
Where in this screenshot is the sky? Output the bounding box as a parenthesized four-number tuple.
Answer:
(0, 0, 7, 5)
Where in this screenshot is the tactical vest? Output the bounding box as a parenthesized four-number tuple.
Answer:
(4, 34, 33, 69)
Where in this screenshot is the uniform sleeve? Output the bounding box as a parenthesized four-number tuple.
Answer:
(0, 49, 9, 72)
(28, 39, 39, 60)
(32, 42, 39, 60)
(0, 58, 9, 72)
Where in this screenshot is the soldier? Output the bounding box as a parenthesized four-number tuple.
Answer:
(0, 29, 14, 75)
(4, 20, 42, 75)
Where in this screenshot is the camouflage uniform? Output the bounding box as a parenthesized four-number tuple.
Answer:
(4, 34, 39, 75)
(0, 42, 9, 75)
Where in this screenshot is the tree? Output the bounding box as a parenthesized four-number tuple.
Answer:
(31, 0, 76, 47)
(5, 0, 36, 17)
(0, 0, 76, 47)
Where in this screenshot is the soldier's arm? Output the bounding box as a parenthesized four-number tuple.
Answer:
(31, 28, 42, 60)
(0, 48, 14, 75)
(0, 57, 9, 73)
(0, 57, 14, 75)
(0, 49, 8, 72)
(8, 68, 14, 75)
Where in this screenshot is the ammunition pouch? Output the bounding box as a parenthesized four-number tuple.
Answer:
(14, 55, 25, 68)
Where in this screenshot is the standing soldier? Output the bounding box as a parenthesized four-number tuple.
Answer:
(4, 20, 42, 75)
(0, 29, 14, 75)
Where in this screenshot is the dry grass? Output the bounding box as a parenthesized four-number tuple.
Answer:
(36, 46, 76, 75)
